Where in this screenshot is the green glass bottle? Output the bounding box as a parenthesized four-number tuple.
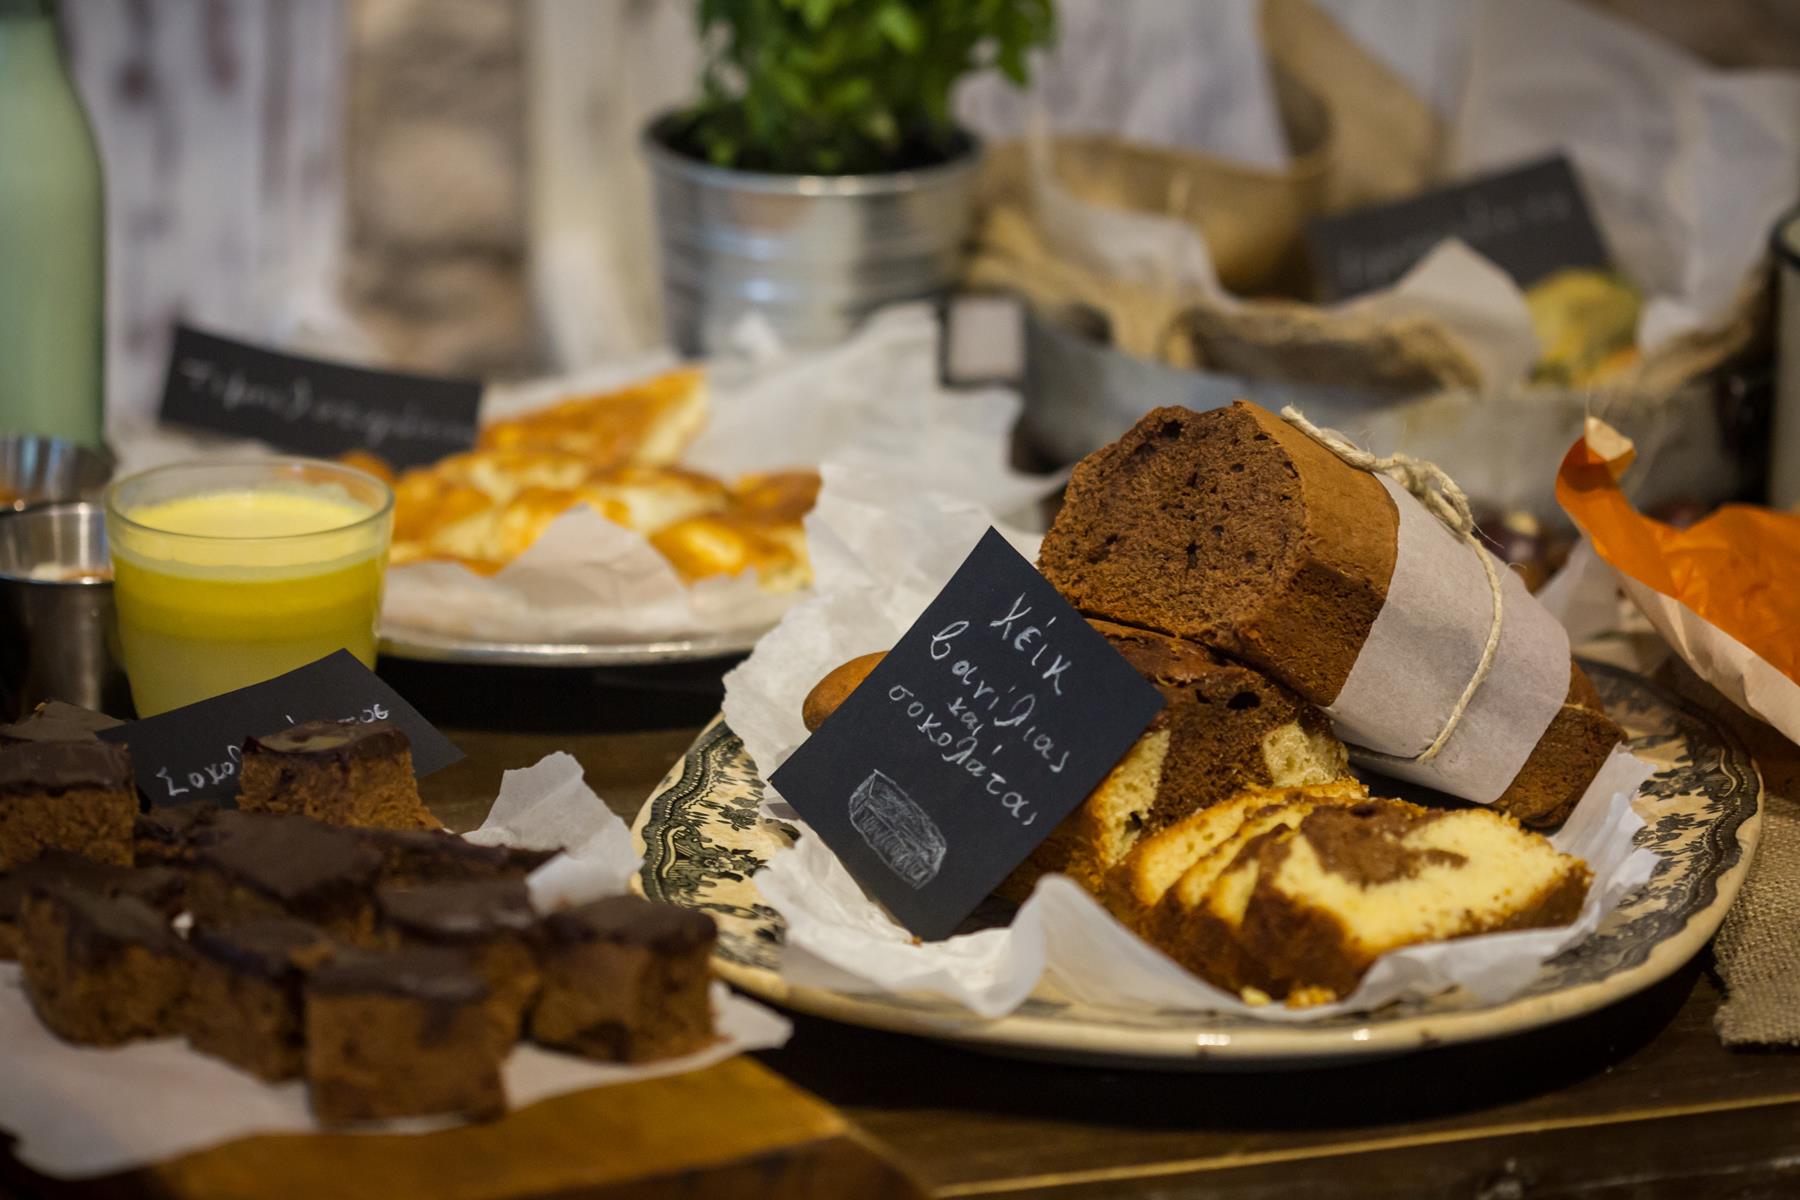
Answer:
(0, 0, 104, 449)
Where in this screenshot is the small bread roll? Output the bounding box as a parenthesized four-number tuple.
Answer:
(801, 652, 886, 731)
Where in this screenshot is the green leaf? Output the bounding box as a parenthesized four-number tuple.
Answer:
(801, 0, 834, 30)
(876, 3, 923, 53)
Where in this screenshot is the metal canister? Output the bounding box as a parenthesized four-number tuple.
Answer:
(1771, 205, 1800, 509)
(0, 500, 129, 718)
(643, 116, 980, 355)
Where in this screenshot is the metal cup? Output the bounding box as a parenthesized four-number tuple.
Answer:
(0, 500, 130, 719)
(0, 434, 113, 511)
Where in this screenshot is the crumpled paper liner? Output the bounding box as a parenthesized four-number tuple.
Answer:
(382, 306, 1061, 644)
(723, 472, 1660, 1020)
(0, 754, 791, 1179)
(1556, 419, 1800, 746)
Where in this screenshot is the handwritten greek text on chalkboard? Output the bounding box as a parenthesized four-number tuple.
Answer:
(99, 651, 462, 808)
(771, 530, 1164, 939)
(1306, 156, 1611, 300)
(159, 324, 481, 469)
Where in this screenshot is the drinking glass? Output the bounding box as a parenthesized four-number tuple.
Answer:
(105, 459, 393, 716)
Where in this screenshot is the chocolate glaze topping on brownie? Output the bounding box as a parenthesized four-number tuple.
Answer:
(541, 895, 716, 952)
(377, 879, 537, 942)
(33, 885, 186, 966)
(358, 827, 558, 882)
(0, 701, 125, 743)
(134, 802, 224, 853)
(199, 813, 383, 905)
(1, 855, 182, 922)
(247, 720, 409, 761)
(190, 918, 333, 979)
(308, 945, 489, 1004)
(0, 740, 133, 795)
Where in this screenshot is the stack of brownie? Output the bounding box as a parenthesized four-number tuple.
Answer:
(0, 703, 720, 1127)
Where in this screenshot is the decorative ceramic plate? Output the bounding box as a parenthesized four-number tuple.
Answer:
(378, 625, 764, 667)
(631, 663, 1762, 1069)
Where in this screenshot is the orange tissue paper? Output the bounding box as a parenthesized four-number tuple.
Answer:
(1557, 418, 1800, 743)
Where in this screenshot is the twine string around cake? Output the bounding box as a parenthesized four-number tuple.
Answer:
(1278, 406, 1504, 765)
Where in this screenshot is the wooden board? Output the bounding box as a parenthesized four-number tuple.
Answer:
(1, 1057, 925, 1200)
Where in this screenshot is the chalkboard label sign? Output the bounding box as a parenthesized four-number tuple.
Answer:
(98, 650, 463, 808)
(770, 529, 1165, 940)
(159, 324, 482, 469)
(1306, 156, 1611, 300)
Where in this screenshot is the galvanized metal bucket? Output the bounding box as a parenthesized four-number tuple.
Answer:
(643, 115, 980, 355)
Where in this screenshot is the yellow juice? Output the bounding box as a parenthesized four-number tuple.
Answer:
(109, 487, 390, 716)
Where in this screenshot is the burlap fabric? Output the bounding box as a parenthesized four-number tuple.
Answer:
(1646, 655, 1800, 1046)
(1711, 706, 1800, 1046)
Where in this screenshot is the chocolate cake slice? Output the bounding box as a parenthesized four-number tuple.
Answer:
(377, 878, 541, 1037)
(0, 739, 137, 868)
(132, 801, 226, 866)
(530, 896, 716, 1062)
(184, 917, 335, 1081)
(0, 701, 125, 743)
(305, 946, 512, 1124)
(358, 827, 558, 887)
(0, 853, 183, 960)
(236, 720, 438, 831)
(185, 812, 383, 941)
(17, 882, 193, 1044)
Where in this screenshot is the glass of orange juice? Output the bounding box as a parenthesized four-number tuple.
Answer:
(104, 459, 394, 716)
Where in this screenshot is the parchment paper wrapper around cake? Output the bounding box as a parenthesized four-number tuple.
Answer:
(723, 465, 1660, 1021)
(380, 305, 1063, 644)
(1036, 401, 1622, 827)
(0, 754, 792, 1180)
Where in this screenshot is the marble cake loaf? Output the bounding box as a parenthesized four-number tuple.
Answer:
(1037, 401, 1621, 827)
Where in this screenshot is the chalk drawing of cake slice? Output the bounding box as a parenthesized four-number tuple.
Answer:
(847, 769, 946, 890)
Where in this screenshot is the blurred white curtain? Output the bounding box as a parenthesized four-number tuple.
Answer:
(60, 1, 352, 432)
(526, 0, 697, 369)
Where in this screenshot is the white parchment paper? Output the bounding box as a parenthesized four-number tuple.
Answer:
(1327, 474, 1570, 804)
(0, 755, 792, 1179)
(723, 480, 1661, 1021)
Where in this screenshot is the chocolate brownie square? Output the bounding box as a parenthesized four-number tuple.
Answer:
(0, 854, 183, 961)
(0, 701, 124, 743)
(530, 896, 716, 1062)
(0, 740, 136, 868)
(184, 917, 335, 1081)
(132, 801, 226, 867)
(377, 879, 540, 1037)
(304, 946, 512, 1124)
(185, 812, 383, 941)
(236, 721, 438, 831)
(18, 881, 193, 1044)
(358, 827, 557, 887)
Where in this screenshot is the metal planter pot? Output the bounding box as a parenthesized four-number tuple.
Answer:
(643, 115, 980, 355)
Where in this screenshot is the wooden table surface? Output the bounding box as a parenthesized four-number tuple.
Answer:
(417, 706, 1800, 1200)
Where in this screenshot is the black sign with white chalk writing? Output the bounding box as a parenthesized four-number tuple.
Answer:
(98, 650, 463, 808)
(1306, 156, 1612, 300)
(159, 324, 481, 468)
(770, 529, 1165, 940)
